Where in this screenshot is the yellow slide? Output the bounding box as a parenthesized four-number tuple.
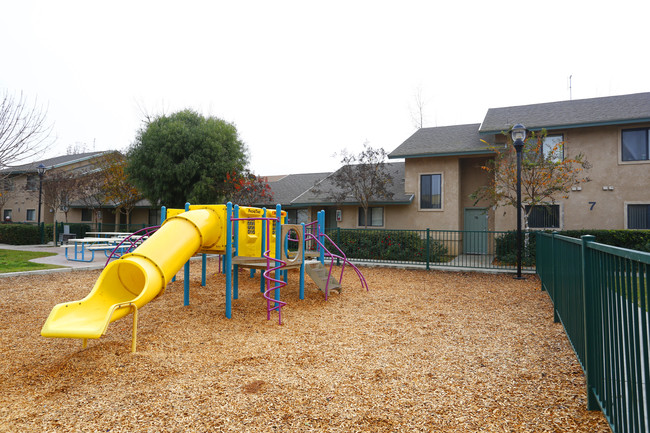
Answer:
(41, 207, 225, 350)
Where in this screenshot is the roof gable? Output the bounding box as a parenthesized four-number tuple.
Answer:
(388, 124, 491, 159)
(294, 161, 413, 205)
(479, 92, 650, 133)
(1, 151, 112, 174)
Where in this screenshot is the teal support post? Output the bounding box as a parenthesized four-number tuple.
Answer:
(183, 202, 190, 306)
(426, 228, 430, 270)
(581, 235, 599, 411)
(336, 227, 340, 266)
(299, 223, 305, 300)
(201, 253, 207, 287)
(275, 204, 282, 306)
(225, 202, 233, 318)
(260, 208, 267, 293)
(233, 205, 239, 300)
(250, 269, 255, 278)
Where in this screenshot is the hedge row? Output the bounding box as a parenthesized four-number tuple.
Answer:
(0, 223, 91, 245)
(327, 229, 448, 263)
(494, 229, 650, 266)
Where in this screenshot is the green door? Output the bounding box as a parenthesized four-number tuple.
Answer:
(463, 208, 488, 254)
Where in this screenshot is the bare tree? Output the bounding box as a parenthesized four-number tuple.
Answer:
(0, 89, 53, 170)
(76, 170, 109, 226)
(315, 142, 394, 228)
(42, 171, 79, 223)
(410, 86, 426, 129)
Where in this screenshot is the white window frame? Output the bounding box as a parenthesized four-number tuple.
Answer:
(542, 134, 564, 162)
(418, 172, 443, 211)
(624, 201, 650, 229)
(357, 206, 385, 228)
(619, 126, 650, 164)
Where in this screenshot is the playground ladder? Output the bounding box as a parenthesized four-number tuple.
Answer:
(304, 260, 342, 294)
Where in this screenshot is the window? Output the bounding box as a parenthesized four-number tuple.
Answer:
(525, 205, 560, 228)
(26, 175, 39, 191)
(420, 174, 442, 209)
(148, 208, 161, 225)
(358, 207, 383, 227)
(2, 178, 14, 192)
(628, 204, 650, 229)
(622, 128, 650, 161)
(3, 209, 12, 222)
(543, 134, 564, 162)
(287, 209, 309, 225)
(81, 208, 93, 222)
(26, 209, 36, 221)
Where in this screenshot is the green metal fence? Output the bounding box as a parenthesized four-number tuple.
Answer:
(324, 228, 536, 271)
(537, 232, 650, 433)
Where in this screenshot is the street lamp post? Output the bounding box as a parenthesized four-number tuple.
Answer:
(37, 163, 46, 244)
(511, 124, 526, 280)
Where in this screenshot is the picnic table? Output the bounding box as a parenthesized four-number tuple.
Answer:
(62, 237, 123, 262)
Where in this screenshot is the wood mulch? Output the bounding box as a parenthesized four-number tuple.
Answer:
(0, 260, 610, 432)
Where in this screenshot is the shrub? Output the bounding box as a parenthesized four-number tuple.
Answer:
(495, 231, 537, 266)
(328, 229, 448, 263)
(0, 223, 40, 245)
(496, 229, 650, 266)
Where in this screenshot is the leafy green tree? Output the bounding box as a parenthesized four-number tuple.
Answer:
(126, 109, 247, 208)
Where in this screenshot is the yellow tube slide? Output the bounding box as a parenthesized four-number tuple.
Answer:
(41, 208, 223, 340)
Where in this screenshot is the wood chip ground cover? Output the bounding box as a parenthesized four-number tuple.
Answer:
(0, 261, 610, 432)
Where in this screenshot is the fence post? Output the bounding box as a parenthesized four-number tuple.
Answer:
(426, 229, 430, 271)
(336, 227, 341, 266)
(551, 231, 560, 323)
(581, 234, 599, 411)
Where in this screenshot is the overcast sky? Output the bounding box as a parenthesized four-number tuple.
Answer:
(2, 0, 648, 175)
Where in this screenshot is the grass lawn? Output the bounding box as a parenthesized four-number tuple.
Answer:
(0, 249, 64, 273)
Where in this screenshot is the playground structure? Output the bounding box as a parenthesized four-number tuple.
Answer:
(41, 202, 368, 352)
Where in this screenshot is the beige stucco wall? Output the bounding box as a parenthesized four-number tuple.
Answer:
(1, 155, 155, 228)
(495, 122, 650, 231)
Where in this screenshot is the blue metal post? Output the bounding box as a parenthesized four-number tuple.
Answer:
(299, 223, 305, 300)
(275, 204, 282, 305)
(225, 202, 233, 318)
(233, 205, 239, 300)
(183, 202, 190, 306)
(318, 210, 325, 265)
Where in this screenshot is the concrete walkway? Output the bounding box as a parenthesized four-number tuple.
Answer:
(0, 243, 107, 277)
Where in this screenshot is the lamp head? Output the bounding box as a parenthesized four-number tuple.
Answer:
(511, 124, 527, 143)
(37, 163, 46, 176)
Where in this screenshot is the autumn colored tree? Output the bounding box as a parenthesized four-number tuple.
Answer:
(97, 152, 141, 225)
(223, 170, 273, 205)
(471, 129, 591, 229)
